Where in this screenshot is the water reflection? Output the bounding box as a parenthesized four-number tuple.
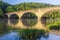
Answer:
(10, 19, 19, 25)
(18, 29, 49, 40)
(0, 19, 10, 36)
(1, 19, 8, 25)
(21, 19, 37, 27)
(41, 17, 47, 26)
(21, 12, 38, 27)
(7, 19, 41, 29)
(0, 29, 49, 40)
(3, 15, 8, 19)
(0, 19, 60, 40)
(0, 31, 60, 40)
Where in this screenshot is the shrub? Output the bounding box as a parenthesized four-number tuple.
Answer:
(49, 25, 60, 30)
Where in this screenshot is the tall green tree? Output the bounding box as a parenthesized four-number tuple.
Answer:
(0, 9, 3, 16)
(6, 6, 15, 12)
(0, 1, 11, 13)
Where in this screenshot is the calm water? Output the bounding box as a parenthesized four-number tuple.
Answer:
(0, 19, 60, 40)
(0, 32, 60, 40)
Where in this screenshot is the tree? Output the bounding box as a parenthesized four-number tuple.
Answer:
(0, 1, 11, 13)
(0, 9, 3, 16)
(6, 6, 15, 12)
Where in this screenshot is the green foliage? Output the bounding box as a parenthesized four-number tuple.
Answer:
(0, 9, 3, 16)
(0, 21, 10, 36)
(0, 1, 11, 16)
(45, 11, 60, 30)
(0, 1, 55, 17)
(18, 29, 48, 40)
(49, 25, 60, 30)
(46, 11, 60, 25)
(0, 1, 11, 13)
(22, 19, 37, 26)
(47, 11, 60, 19)
(0, 1, 54, 14)
(21, 12, 37, 19)
(6, 6, 15, 12)
(6, 2, 54, 12)
(21, 13, 38, 26)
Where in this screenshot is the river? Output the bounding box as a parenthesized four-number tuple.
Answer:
(0, 19, 60, 40)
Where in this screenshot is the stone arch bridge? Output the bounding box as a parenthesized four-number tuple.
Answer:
(5, 7, 60, 30)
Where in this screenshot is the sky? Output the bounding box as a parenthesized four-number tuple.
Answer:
(2, 0, 60, 5)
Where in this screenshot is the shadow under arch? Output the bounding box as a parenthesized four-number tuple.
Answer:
(0, 14, 8, 19)
(3, 15, 8, 19)
(10, 19, 19, 25)
(9, 14, 19, 20)
(21, 12, 38, 27)
(41, 10, 60, 26)
(0, 15, 8, 24)
(9, 14, 19, 25)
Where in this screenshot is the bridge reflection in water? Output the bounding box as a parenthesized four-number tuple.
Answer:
(0, 19, 47, 30)
(0, 19, 59, 40)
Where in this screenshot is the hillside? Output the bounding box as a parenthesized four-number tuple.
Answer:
(6, 2, 54, 12)
(0, 1, 55, 16)
(0, 1, 11, 16)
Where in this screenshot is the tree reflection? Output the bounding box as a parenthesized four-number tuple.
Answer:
(18, 29, 49, 40)
(21, 19, 37, 27)
(0, 20, 10, 36)
(9, 14, 19, 25)
(10, 19, 19, 25)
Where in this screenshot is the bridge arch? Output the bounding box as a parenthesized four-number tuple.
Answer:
(21, 12, 38, 19)
(3, 15, 8, 19)
(41, 9, 60, 26)
(9, 14, 19, 20)
(21, 12, 38, 27)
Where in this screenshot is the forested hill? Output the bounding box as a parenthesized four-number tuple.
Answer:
(0, 1, 11, 12)
(0, 1, 55, 16)
(0, 1, 11, 16)
(6, 2, 54, 12)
